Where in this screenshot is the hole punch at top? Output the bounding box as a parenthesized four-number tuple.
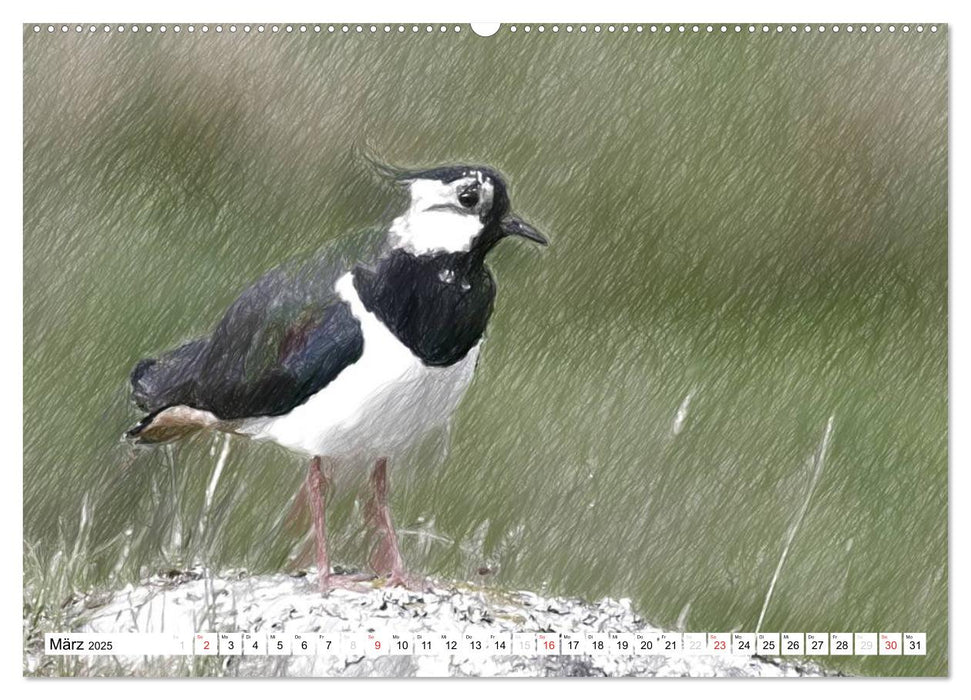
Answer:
(471, 23, 500, 37)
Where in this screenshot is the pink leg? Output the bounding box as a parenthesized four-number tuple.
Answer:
(307, 457, 330, 593)
(365, 457, 410, 586)
(306, 458, 372, 594)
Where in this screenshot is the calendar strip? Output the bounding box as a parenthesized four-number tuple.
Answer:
(44, 632, 926, 657)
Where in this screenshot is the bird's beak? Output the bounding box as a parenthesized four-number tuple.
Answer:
(501, 216, 548, 246)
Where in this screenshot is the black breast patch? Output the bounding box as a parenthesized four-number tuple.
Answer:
(353, 250, 496, 367)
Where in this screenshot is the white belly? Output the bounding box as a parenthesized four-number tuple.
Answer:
(237, 272, 481, 458)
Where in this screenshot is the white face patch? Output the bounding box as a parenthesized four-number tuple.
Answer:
(388, 175, 495, 255)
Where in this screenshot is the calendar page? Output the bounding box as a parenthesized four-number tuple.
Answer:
(22, 13, 948, 681)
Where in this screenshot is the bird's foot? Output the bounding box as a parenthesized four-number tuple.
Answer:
(378, 568, 432, 592)
(315, 570, 375, 595)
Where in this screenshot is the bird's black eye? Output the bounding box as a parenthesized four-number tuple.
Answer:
(458, 185, 480, 209)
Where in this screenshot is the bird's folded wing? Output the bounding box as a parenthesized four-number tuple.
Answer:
(131, 229, 386, 422)
(194, 262, 365, 420)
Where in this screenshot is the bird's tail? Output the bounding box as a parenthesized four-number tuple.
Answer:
(131, 338, 209, 411)
(126, 405, 222, 445)
(128, 338, 212, 444)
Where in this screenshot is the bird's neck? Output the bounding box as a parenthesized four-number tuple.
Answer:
(352, 250, 495, 367)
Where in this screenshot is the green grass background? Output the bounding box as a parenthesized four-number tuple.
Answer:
(23, 25, 947, 676)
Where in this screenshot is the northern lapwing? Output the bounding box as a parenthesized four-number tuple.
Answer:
(127, 164, 546, 592)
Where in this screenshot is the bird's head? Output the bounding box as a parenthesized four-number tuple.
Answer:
(382, 164, 547, 257)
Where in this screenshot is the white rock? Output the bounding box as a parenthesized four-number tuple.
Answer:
(29, 571, 829, 677)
